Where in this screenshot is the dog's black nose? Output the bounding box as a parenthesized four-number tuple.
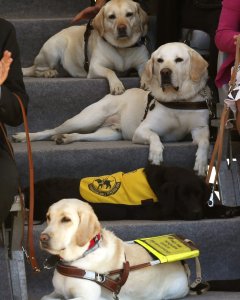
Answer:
(117, 24, 127, 37)
(40, 233, 50, 243)
(160, 68, 172, 77)
(160, 68, 172, 87)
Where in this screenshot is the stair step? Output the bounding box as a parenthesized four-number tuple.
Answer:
(13, 140, 197, 187)
(11, 18, 74, 67)
(2, 0, 90, 19)
(8, 78, 141, 133)
(25, 218, 240, 299)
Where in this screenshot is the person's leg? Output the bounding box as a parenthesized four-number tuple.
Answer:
(0, 149, 19, 224)
(180, 2, 222, 91)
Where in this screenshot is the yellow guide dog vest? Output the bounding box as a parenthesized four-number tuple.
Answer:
(80, 168, 158, 205)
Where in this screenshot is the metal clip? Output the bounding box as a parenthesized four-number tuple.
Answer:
(208, 190, 214, 207)
(43, 255, 60, 269)
(95, 273, 106, 283)
(113, 292, 119, 300)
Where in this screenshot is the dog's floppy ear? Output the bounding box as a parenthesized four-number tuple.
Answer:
(189, 49, 208, 82)
(92, 6, 105, 36)
(136, 3, 148, 36)
(141, 57, 154, 88)
(76, 206, 101, 247)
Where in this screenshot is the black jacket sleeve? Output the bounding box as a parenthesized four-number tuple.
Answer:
(0, 18, 29, 126)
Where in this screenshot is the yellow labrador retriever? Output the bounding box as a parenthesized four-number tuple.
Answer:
(13, 42, 210, 175)
(40, 198, 189, 300)
(23, 0, 149, 94)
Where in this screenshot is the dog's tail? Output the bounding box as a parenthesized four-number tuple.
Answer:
(208, 279, 240, 291)
(22, 66, 35, 76)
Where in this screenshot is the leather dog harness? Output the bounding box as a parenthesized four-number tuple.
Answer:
(142, 89, 210, 121)
(44, 233, 208, 299)
(45, 233, 157, 299)
(56, 255, 156, 300)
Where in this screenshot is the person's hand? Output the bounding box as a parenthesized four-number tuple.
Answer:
(0, 50, 13, 85)
(233, 34, 240, 45)
(71, 5, 101, 24)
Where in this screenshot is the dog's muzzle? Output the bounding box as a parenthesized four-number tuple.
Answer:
(160, 68, 179, 91)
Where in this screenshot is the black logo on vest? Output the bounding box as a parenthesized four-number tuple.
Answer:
(88, 176, 121, 196)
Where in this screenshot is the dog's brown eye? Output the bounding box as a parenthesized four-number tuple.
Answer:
(46, 215, 50, 222)
(108, 14, 116, 19)
(126, 12, 133, 17)
(175, 57, 183, 63)
(157, 58, 163, 63)
(61, 217, 71, 223)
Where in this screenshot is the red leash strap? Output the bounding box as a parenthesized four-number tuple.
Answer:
(13, 93, 40, 272)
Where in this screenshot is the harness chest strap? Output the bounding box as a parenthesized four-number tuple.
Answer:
(84, 20, 93, 73)
(57, 261, 130, 295)
(56, 260, 155, 295)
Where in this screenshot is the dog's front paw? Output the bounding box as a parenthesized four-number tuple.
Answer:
(194, 159, 207, 176)
(35, 69, 58, 78)
(148, 146, 163, 165)
(140, 80, 150, 91)
(110, 81, 125, 95)
(52, 133, 77, 145)
(12, 132, 26, 143)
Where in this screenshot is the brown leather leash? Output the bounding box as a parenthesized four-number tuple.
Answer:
(205, 104, 229, 190)
(206, 36, 240, 192)
(1, 93, 39, 271)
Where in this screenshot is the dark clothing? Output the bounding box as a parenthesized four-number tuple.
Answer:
(0, 150, 19, 222)
(0, 18, 28, 127)
(156, 0, 222, 89)
(0, 18, 29, 223)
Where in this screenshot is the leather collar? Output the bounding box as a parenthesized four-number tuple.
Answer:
(157, 100, 208, 110)
(142, 89, 209, 121)
(84, 232, 102, 257)
(102, 36, 147, 49)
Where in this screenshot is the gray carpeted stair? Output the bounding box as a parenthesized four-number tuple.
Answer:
(1, 0, 91, 19)
(2, 0, 240, 299)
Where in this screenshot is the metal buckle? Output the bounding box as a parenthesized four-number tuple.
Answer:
(43, 255, 60, 269)
(208, 190, 214, 207)
(95, 273, 106, 283)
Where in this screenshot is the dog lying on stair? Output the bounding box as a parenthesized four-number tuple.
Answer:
(40, 198, 190, 300)
(24, 165, 240, 222)
(13, 42, 211, 176)
(22, 0, 149, 95)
